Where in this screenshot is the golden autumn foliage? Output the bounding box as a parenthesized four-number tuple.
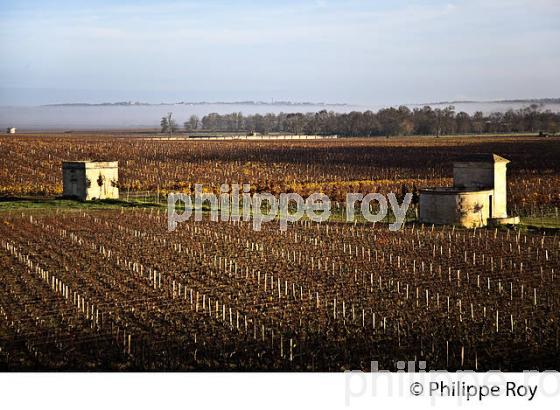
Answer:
(0, 134, 558, 212)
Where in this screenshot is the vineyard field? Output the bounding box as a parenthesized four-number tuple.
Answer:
(0, 134, 559, 371)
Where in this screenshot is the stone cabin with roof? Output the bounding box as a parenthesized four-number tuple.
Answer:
(62, 161, 119, 201)
(419, 154, 519, 228)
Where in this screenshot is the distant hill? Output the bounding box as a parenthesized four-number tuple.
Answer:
(422, 98, 560, 105)
(43, 100, 348, 107)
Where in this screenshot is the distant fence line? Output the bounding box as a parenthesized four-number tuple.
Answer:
(142, 134, 338, 141)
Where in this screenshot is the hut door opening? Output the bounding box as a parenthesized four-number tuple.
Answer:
(488, 194, 493, 218)
(71, 181, 78, 196)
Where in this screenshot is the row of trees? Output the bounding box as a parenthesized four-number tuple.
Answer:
(161, 105, 560, 136)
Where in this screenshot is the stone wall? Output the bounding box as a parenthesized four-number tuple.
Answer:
(453, 162, 494, 190)
(419, 189, 493, 227)
(63, 161, 119, 201)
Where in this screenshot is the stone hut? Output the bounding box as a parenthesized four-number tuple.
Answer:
(419, 154, 519, 228)
(62, 161, 119, 201)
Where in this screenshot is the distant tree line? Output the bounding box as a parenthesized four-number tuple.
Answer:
(168, 104, 560, 136)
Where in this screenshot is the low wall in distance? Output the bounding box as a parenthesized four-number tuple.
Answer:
(143, 135, 338, 141)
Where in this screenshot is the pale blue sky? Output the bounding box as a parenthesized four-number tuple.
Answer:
(1, 0, 559, 105)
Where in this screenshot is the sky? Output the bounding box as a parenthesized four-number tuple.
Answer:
(0, 0, 559, 106)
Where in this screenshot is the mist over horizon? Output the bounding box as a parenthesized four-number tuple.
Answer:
(2, 99, 560, 131)
(1, 87, 559, 108)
